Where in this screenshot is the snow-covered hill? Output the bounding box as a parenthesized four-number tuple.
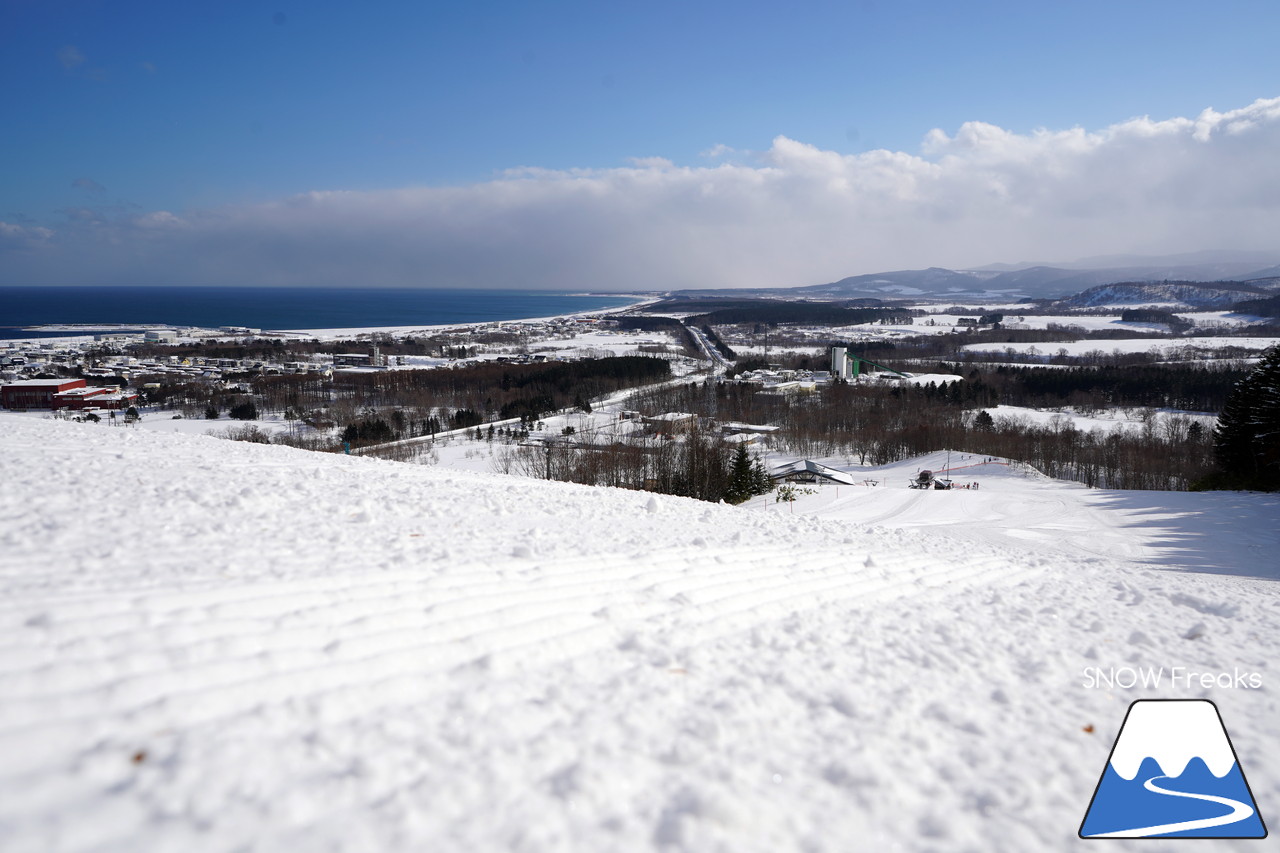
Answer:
(2, 421, 1278, 851)
(790, 262, 1280, 302)
(1054, 280, 1276, 310)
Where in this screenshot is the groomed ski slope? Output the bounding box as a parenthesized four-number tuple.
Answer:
(1, 419, 1277, 852)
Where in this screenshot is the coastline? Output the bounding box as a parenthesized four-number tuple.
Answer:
(272, 293, 659, 339)
(1, 291, 659, 347)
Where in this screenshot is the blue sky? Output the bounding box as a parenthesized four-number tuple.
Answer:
(3, 1, 1280, 288)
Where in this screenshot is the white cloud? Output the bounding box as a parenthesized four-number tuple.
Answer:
(0, 222, 55, 251)
(6, 96, 1280, 289)
(700, 143, 736, 159)
(626, 156, 675, 170)
(56, 45, 85, 71)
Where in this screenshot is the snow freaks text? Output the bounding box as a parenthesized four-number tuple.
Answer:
(1082, 667, 1263, 690)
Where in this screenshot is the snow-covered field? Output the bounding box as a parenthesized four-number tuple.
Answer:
(720, 311, 1265, 352)
(912, 314, 1166, 334)
(2, 420, 1278, 852)
(0, 408, 303, 440)
(523, 331, 681, 360)
(730, 345, 827, 357)
(963, 336, 1280, 358)
(923, 311, 1265, 333)
(985, 405, 1217, 435)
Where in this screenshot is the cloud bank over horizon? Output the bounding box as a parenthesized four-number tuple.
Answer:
(5, 97, 1280, 290)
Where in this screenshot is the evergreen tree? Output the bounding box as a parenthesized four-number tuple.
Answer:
(1213, 374, 1258, 476)
(229, 401, 258, 420)
(1211, 345, 1280, 490)
(724, 444, 756, 504)
(1248, 345, 1280, 484)
(751, 457, 774, 495)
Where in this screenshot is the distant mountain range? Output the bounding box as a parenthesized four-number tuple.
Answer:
(969, 249, 1280, 274)
(674, 251, 1280, 303)
(796, 260, 1280, 301)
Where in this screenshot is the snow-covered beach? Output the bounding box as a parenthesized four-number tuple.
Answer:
(2, 415, 1277, 851)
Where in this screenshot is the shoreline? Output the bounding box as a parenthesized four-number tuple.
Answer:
(272, 293, 660, 339)
(1, 293, 661, 347)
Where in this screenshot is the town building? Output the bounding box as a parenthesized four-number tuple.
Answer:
(645, 412, 697, 435)
(52, 386, 139, 411)
(770, 459, 858, 487)
(1, 378, 138, 411)
(2, 378, 89, 409)
(333, 353, 373, 367)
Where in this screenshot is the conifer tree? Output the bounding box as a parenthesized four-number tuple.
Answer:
(752, 457, 774, 495)
(1248, 345, 1280, 483)
(725, 444, 755, 504)
(1212, 344, 1280, 489)
(1213, 374, 1258, 477)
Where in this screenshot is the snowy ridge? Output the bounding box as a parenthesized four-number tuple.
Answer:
(1108, 701, 1237, 780)
(1054, 281, 1272, 310)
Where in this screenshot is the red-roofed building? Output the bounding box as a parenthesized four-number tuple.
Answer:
(53, 386, 138, 410)
(2, 378, 88, 410)
(1, 378, 138, 411)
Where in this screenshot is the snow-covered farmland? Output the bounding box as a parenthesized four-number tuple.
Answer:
(522, 331, 682, 360)
(916, 314, 1166, 334)
(2, 420, 1278, 851)
(1179, 311, 1272, 329)
(726, 344, 828, 357)
(963, 336, 1280, 359)
(985, 405, 1217, 436)
(721, 310, 1272, 355)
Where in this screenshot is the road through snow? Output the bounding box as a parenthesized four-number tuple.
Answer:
(2, 421, 1278, 851)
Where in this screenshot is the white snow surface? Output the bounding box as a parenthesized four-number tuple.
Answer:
(987, 405, 1217, 435)
(963, 336, 1280, 357)
(3, 422, 1279, 852)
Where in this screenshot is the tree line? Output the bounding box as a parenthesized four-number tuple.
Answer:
(494, 427, 774, 504)
(624, 373, 1220, 491)
(139, 355, 671, 448)
(683, 303, 913, 327)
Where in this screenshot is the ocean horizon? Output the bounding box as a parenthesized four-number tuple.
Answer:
(0, 286, 644, 340)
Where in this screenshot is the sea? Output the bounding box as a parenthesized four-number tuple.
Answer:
(0, 286, 643, 340)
